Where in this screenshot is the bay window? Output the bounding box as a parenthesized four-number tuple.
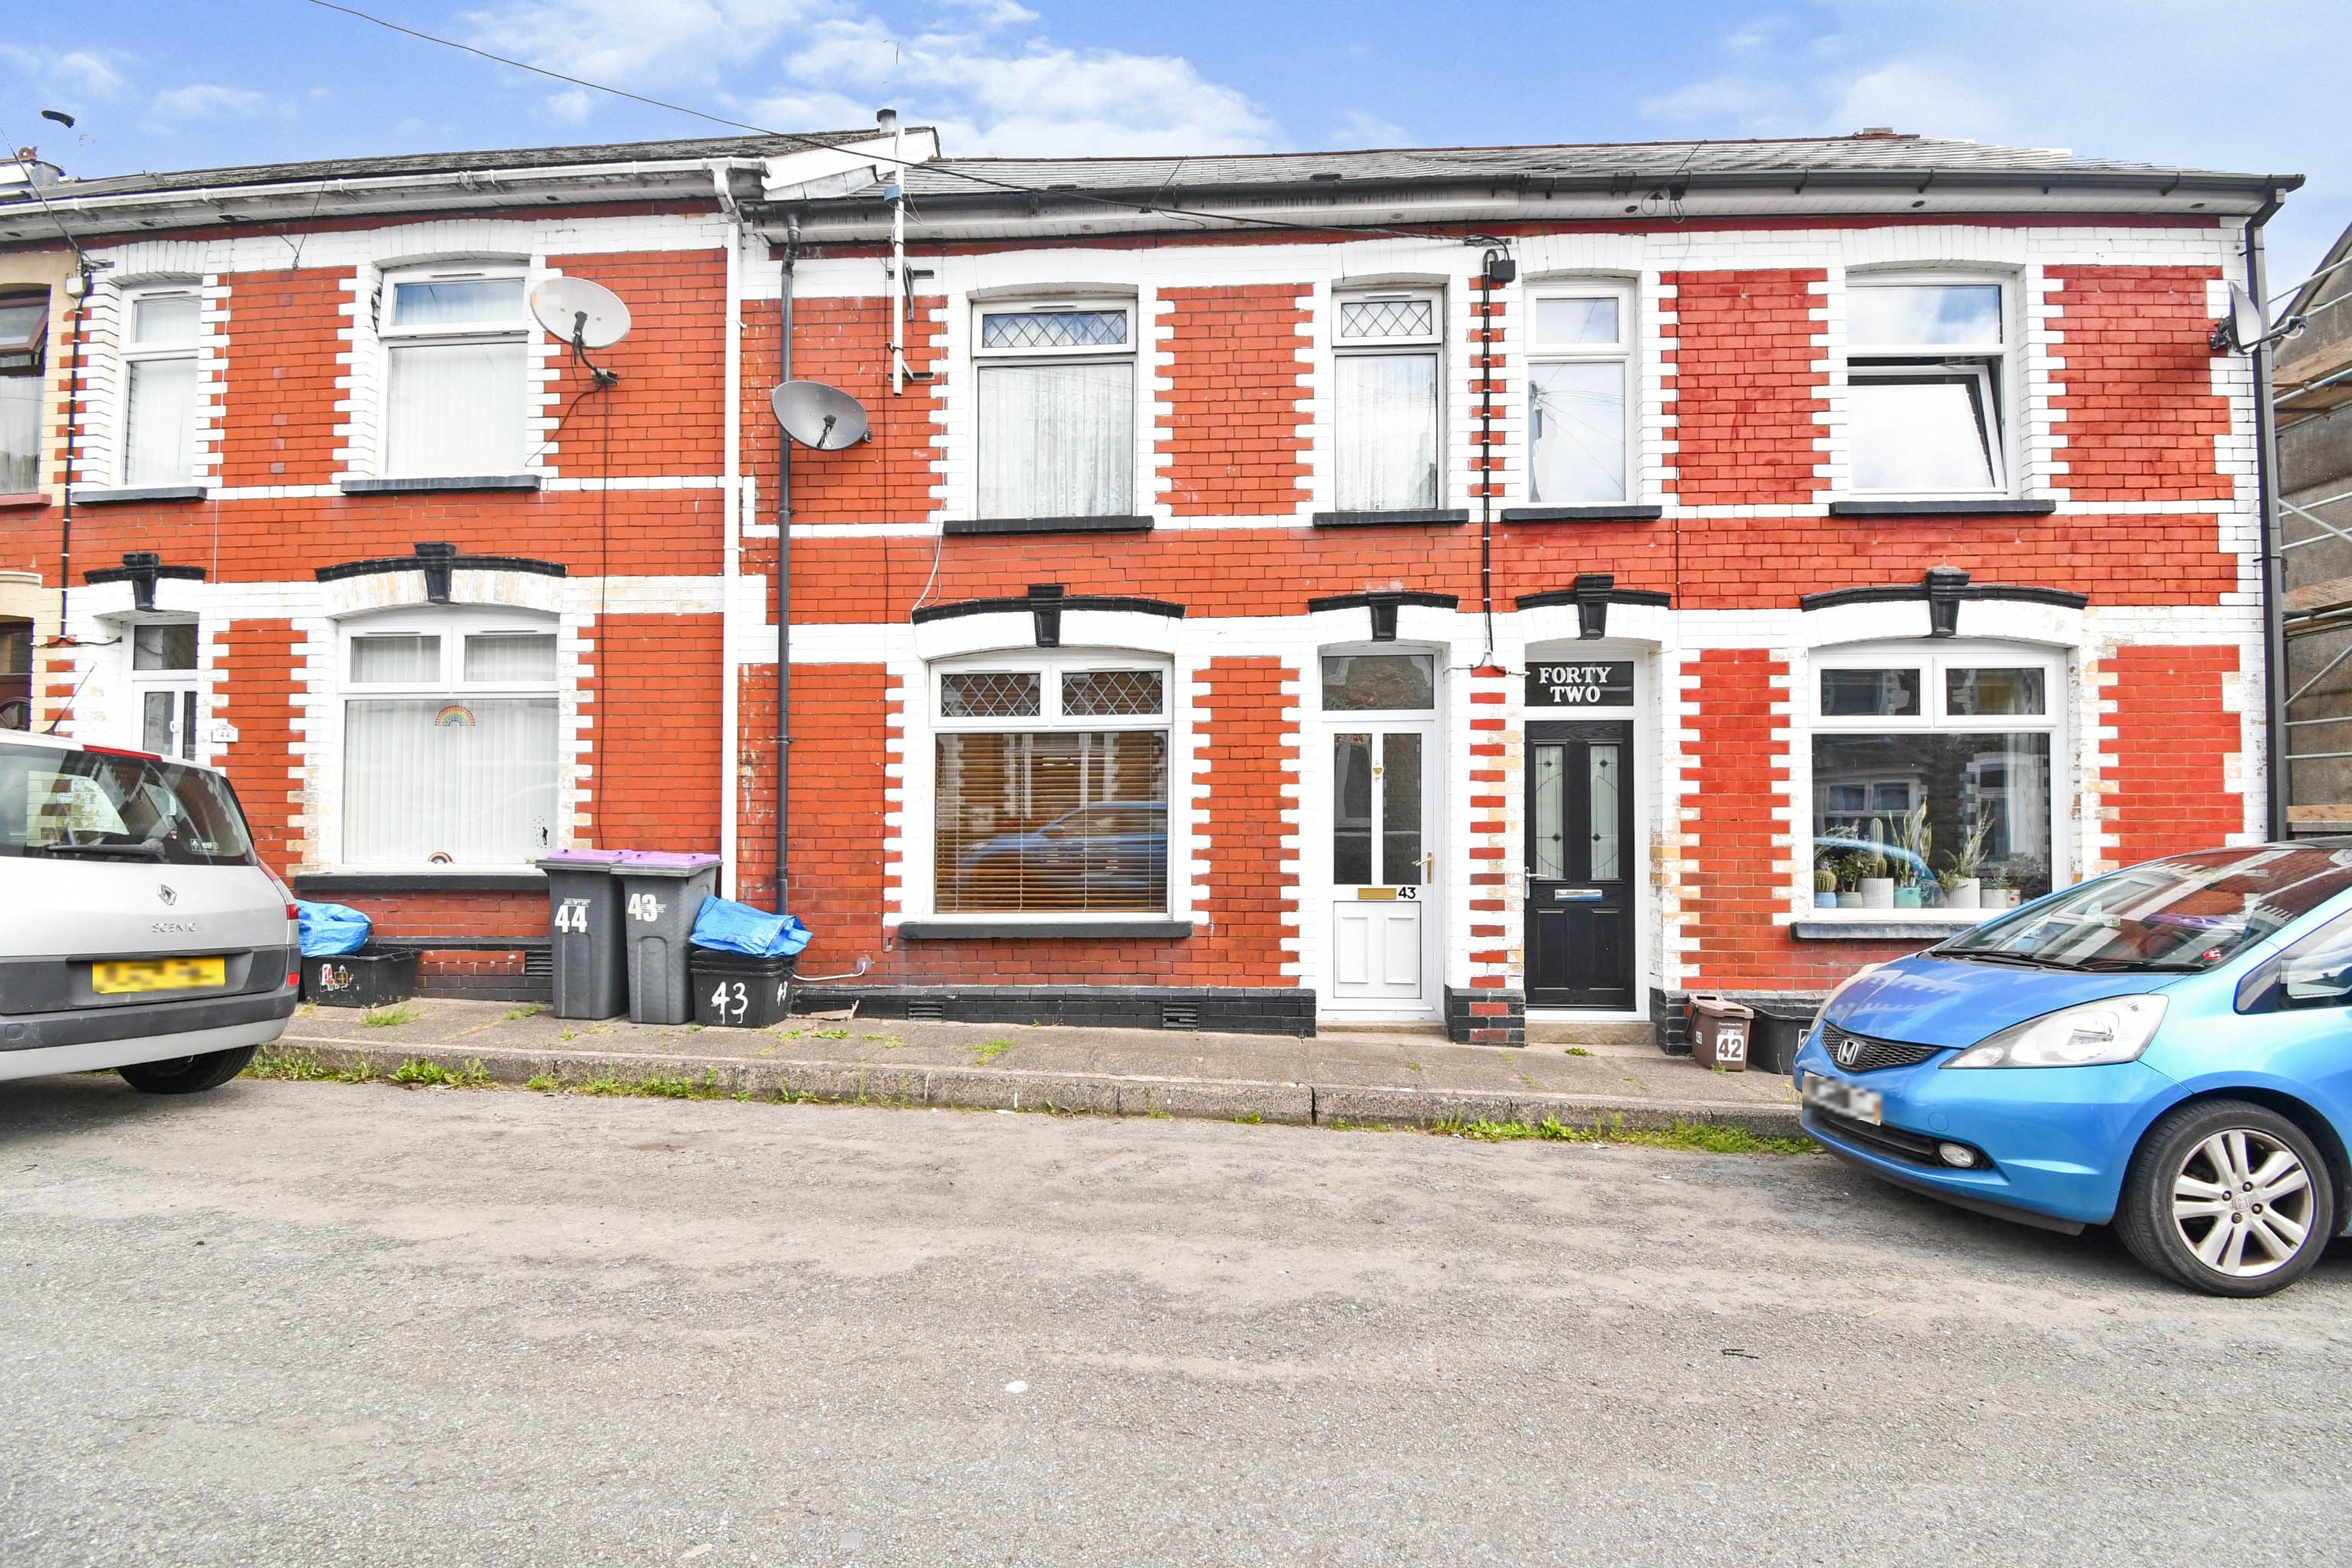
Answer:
(0, 291, 46, 493)
(382, 270, 529, 477)
(1334, 292, 1441, 511)
(341, 612, 559, 866)
(974, 304, 1134, 519)
(121, 288, 200, 488)
(933, 656, 1169, 914)
(1810, 648, 2061, 913)
(1527, 288, 1630, 505)
(1845, 277, 2009, 495)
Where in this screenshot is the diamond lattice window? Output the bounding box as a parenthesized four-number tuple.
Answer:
(941, 671, 1042, 719)
(1062, 670, 1164, 718)
(1339, 299, 1436, 341)
(980, 311, 1129, 350)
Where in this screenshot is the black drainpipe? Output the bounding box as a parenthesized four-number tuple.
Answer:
(776, 218, 799, 910)
(2248, 188, 2288, 841)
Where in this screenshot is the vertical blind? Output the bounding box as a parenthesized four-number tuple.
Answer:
(1334, 354, 1437, 510)
(344, 697, 557, 864)
(387, 340, 525, 476)
(977, 361, 1133, 518)
(935, 730, 1166, 911)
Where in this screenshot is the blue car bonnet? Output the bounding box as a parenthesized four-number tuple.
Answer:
(1826, 954, 2183, 1048)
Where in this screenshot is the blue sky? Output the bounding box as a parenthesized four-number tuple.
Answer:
(6, 0, 2349, 288)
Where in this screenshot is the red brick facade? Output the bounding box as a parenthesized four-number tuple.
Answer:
(2102, 645, 2246, 867)
(1665, 270, 1828, 505)
(1158, 286, 1310, 516)
(2048, 267, 2233, 504)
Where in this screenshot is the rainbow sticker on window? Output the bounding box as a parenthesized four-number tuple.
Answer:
(434, 704, 476, 729)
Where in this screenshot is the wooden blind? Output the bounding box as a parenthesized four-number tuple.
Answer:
(936, 731, 1168, 912)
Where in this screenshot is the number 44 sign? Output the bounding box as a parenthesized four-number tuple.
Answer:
(554, 897, 592, 934)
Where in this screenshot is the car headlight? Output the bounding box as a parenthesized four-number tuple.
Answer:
(1943, 995, 2168, 1069)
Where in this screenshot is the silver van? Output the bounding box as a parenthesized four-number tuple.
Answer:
(0, 733, 298, 1092)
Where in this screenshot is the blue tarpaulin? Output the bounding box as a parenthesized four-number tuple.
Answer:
(689, 897, 812, 959)
(295, 900, 371, 957)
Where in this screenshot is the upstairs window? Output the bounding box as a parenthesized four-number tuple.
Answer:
(0, 292, 46, 494)
(121, 289, 200, 488)
(1334, 292, 1441, 511)
(1527, 289, 1630, 505)
(974, 303, 1134, 519)
(1846, 279, 2007, 495)
(341, 613, 559, 866)
(933, 655, 1168, 915)
(382, 272, 528, 477)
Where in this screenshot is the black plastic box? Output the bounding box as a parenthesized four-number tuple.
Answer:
(689, 949, 795, 1028)
(1748, 1004, 1820, 1076)
(302, 946, 420, 1008)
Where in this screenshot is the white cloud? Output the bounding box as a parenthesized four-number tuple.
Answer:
(1331, 109, 1406, 149)
(149, 84, 282, 122)
(0, 44, 130, 102)
(464, 0, 1277, 155)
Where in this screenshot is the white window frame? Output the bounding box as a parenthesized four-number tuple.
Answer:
(1524, 283, 1635, 507)
(377, 266, 532, 479)
(923, 649, 1174, 922)
(969, 299, 1137, 520)
(116, 285, 202, 488)
(1805, 641, 2066, 922)
(335, 606, 561, 870)
(126, 618, 203, 763)
(1843, 272, 2014, 499)
(0, 288, 48, 496)
(1332, 289, 1446, 513)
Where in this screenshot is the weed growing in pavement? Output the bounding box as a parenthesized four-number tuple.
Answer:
(525, 1073, 560, 1092)
(364, 1001, 422, 1028)
(570, 1069, 724, 1100)
(969, 1038, 1014, 1065)
(390, 1057, 492, 1088)
(243, 1050, 371, 1083)
(1231, 1112, 1264, 1125)
(558, 1028, 577, 1042)
(1564, 1047, 1592, 1057)
(1403, 1061, 1423, 1073)
(1431, 1114, 1815, 1156)
(502, 1005, 543, 1022)
(810, 1027, 851, 1040)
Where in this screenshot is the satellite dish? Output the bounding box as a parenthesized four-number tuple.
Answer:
(771, 380, 871, 450)
(2220, 282, 2267, 354)
(531, 276, 632, 350)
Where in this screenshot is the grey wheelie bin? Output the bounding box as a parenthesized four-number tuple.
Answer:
(536, 848, 629, 1019)
(613, 851, 721, 1025)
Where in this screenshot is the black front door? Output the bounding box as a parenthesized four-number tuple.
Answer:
(1525, 721, 1635, 1009)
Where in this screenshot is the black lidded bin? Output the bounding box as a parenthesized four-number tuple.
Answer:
(303, 946, 419, 1008)
(1748, 1003, 1820, 1076)
(613, 852, 721, 1025)
(536, 849, 629, 1020)
(690, 949, 797, 1028)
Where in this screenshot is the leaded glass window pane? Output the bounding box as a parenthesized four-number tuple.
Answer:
(1339, 299, 1436, 341)
(942, 671, 1041, 719)
(980, 310, 1129, 350)
(1062, 670, 1162, 717)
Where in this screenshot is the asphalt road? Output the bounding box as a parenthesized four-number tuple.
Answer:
(5, 1077, 2352, 1567)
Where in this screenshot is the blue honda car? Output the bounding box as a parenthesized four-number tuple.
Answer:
(1795, 843, 2352, 1296)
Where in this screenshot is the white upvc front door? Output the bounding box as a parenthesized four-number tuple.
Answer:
(1326, 722, 1436, 1008)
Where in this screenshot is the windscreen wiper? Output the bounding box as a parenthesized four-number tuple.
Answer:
(35, 840, 167, 861)
(1939, 949, 2060, 969)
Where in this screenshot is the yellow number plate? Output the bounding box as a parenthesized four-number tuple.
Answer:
(93, 956, 227, 995)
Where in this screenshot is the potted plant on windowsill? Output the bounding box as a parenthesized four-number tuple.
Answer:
(1891, 800, 1930, 910)
(1982, 864, 2016, 910)
(1857, 819, 1895, 910)
(1938, 808, 1993, 910)
(1815, 861, 1839, 910)
(1835, 856, 1865, 909)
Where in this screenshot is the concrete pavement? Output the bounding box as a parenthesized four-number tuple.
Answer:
(276, 998, 1802, 1133)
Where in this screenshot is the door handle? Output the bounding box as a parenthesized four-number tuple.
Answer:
(1423, 851, 1435, 880)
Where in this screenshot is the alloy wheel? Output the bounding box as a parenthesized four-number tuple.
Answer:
(2169, 1129, 2315, 1279)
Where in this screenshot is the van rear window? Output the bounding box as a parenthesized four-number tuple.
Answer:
(0, 743, 256, 867)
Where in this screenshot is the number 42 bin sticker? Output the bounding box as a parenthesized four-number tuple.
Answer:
(626, 893, 665, 923)
(554, 897, 591, 933)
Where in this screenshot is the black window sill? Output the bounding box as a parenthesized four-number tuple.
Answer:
(368, 936, 552, 952)
(945, 514, 1154, 536)
(339, 475, 544, 495)
(1825, 498, 2057, 518)
(70, 485, 208, 505)
(1311, 508, 1470, 528)
(1499, 505, 1664, 523)
(1792, 919, 1982, 941)
(294, 871, 546, 894)
(897, 920, 1194, 942)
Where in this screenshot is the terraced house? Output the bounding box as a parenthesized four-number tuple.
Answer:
(0, 125, 2298, 1045)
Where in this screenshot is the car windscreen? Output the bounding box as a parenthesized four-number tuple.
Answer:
(1936, 846, 2352, 972)
(0, 742, 257, 867)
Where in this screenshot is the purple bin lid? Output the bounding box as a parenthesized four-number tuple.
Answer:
(612, 850, 722, 876)
(536, 849, 629, 867)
